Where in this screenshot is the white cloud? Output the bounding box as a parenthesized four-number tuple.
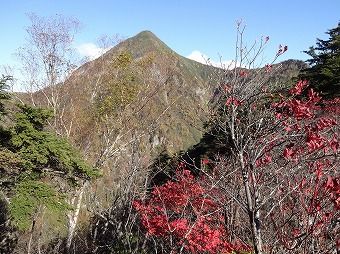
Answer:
(77, 43, 111, 60)
(186, 50, 238, 69)
(186, 50, 210, 64)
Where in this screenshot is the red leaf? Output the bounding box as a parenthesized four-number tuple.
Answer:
(203, 159, 210, 165)
(326, 175, 334, 189)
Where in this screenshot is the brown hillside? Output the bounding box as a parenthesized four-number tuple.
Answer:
(20, 30, 307, 168)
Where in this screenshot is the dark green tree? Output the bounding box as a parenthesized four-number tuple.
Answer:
(0, 76, 18, 254)
(0, 76, 98, 252)
(299, 21, 340, 99)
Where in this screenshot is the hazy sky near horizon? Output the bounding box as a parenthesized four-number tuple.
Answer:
(1, 0, 339, 89)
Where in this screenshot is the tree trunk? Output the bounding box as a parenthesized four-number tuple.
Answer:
(240, 153, 263, 254)
(244, 182, 263, 253)
(65, 183, 87, 253)
(27, 206, 40, 254)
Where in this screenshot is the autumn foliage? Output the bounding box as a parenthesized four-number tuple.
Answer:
(134, 79, 340, 253)
(134, 164, 252, 253)
(267, 80, 340, 251)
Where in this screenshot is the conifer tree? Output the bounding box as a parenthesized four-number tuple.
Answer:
(0, 76, 97, 253)
(299, 21, 340, 98)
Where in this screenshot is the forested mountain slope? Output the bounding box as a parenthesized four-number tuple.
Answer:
(2, 29, 311, 253)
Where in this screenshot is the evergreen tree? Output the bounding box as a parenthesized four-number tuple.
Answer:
(0, 76, 97, 252)
(1, 103, 97, 228)
(299, 21, 340, 99)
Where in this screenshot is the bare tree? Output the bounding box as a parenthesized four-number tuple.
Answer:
(12, 14, 95, 254)
(200, 20, 339, 253)
(134, 21, 339, 254)
(14, 13, 82, 135)
(56, 43, 181, 252)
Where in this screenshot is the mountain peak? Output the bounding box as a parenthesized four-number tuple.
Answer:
(111, 30, 173, 58)
(134, 30, 158, 39)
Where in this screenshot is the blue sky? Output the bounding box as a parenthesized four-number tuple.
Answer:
(1, 0, 339, 89)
